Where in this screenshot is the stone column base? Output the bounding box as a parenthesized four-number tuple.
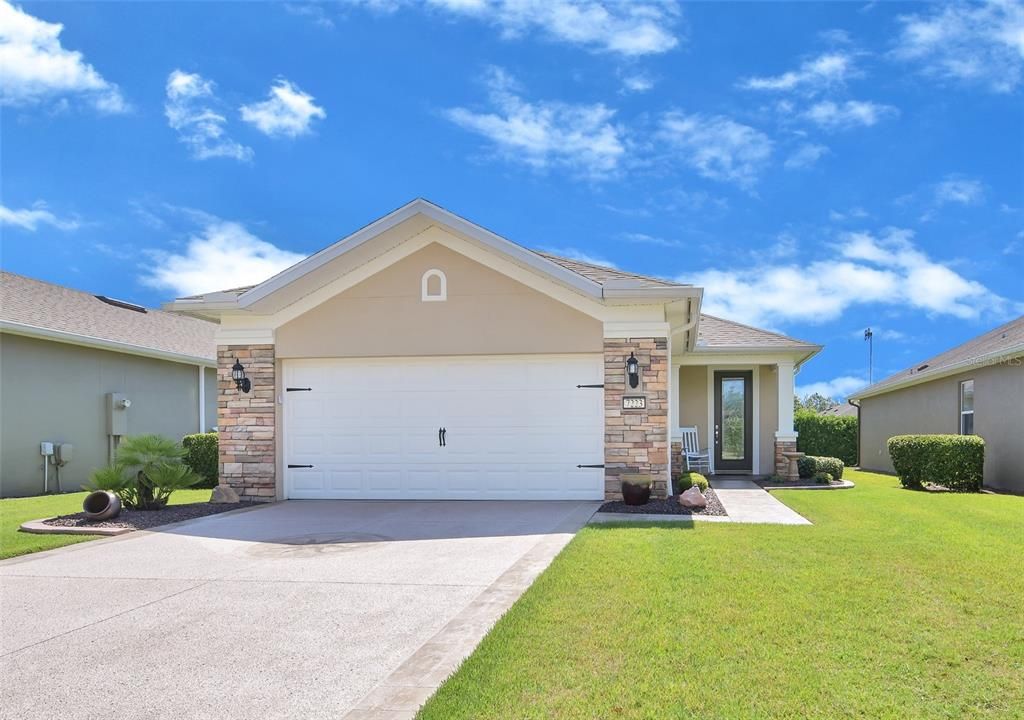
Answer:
(775, 438, 799, 481)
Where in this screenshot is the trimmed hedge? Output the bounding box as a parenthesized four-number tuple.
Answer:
(794, 409, 857, 466)
(676, 471, 709, 493)
(798, 455, 844, 481)
(888, 434, 985, 492)
(182, 432, 218, 488)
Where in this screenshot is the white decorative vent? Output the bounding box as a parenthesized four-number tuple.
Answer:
(421, 269, 447, 302)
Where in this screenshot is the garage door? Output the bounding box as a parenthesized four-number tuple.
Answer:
(283, 355, 605, 500)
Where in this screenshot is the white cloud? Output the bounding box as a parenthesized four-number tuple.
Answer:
(164, 70, 253, 161)
(240, 79, 326, 138)
(802, 100, 898, 129)
(445, 67, 626, 178)
(142, 219, 305, 297)
(621, 72, 655, 93)
(690, 228, 1014, 328)
(893, 0, 1024, 93)
(934, 176, 985, 206)
(621, 232, 683, 248)
(380, 0, 681, 56)
(657, 111, 773, 189)
(740, 52, 857, 92)
(0, 0, 127, 112)
(284, 3, 335, 29)
(829, 207, 869, 222)
(0, 202, 79, 231)
(796, 375, 868, 401)
(784, 143, 829, 170)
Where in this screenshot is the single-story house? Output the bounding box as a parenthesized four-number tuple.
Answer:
(166, 199, 821, 502)
(0, 271, 218, 498)
(850, 315, 1024, 494)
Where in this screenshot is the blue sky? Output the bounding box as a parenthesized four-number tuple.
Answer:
(2, 0, 1022, 399)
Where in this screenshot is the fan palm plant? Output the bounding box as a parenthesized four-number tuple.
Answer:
(87, 434, 200, 510)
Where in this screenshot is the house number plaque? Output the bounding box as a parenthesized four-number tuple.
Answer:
(622, 396, 646, 410)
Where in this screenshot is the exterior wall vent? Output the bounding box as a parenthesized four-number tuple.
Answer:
(95, 295, 148, 313)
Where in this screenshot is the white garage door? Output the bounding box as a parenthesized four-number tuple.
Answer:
(283, 355, 605, 500)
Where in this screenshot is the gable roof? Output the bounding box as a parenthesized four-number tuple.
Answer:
(695, 314, 819, 351)
(0, 271, 216, 365)
(851, 315, 1024, 400)
(167, 198, 699, 312)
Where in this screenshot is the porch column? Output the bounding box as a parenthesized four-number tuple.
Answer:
(774, 360, 799, 480)
(218, 343, 277, 502)
(669, 363, 683, 482)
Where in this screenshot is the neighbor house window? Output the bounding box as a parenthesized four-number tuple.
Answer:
(959, 380, 974, 435)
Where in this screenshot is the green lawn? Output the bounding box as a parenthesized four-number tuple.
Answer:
(0, 488, 213, 560)
(419, 470, 1024, 719)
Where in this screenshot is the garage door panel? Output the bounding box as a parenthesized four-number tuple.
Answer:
(284, 355, 604, 500)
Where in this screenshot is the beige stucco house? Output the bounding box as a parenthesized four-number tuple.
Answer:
(167, 199, 820, 502)
(850, 315, 1024, 494)
(0, 272, 218, 497)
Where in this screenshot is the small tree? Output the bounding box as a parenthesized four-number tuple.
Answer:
(799, 393, 839, 414)
(87, 434, 201, 510)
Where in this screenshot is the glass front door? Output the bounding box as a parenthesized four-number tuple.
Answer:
(714, 371, 753, 473)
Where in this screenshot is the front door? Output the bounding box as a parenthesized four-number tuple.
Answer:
(714, 370, 753, 473)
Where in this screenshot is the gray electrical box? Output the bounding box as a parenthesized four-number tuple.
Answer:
(55, 444, 73, 466)
(106, 392, 129, 436)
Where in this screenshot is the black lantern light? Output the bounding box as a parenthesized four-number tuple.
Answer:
(231, 358, 251, 393)
(626, 351, 640, 389)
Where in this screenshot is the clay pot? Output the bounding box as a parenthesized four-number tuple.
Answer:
(620, 477, 652, 506)
(82, 490, 121, 521)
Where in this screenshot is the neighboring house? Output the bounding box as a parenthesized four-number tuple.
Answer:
(0, 272, 217, 498)
(167, 199, 820, 502)
(850, 316, 1024, 493)
(822, 403, 858, 417)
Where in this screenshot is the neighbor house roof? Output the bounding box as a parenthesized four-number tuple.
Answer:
(695, 314, 819, 351)
(850, 314, 1024, 401)
(0, 271, 217, 365)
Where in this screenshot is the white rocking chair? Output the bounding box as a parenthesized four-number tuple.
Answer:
(679, 426, 711, 474)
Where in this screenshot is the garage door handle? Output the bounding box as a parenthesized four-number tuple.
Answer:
(288, 464, 314, 468)
(439, 427, 447, 447)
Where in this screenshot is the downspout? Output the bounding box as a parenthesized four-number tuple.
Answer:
(848, 399, 861, 468)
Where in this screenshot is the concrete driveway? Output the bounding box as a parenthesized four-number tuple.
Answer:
(0, 500, 597, 720)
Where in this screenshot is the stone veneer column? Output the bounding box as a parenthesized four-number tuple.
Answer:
(604, 337, 669, 499)
(218, 344, 276, 501)
(775, 438, 799, 481)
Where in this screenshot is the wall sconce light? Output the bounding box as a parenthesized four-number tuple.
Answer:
(626, 352, 640, 389)
(231, 358, 251, 393)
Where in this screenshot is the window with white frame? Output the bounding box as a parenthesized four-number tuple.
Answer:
(959, 379, 974, 435)
(421, 269, 447, 302)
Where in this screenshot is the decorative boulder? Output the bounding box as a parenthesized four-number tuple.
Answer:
(210, 484, 240, 504)
(678, 485, 707, 509)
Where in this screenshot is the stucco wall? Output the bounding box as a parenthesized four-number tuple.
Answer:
(0, 333, 214, 497)
(275, 243, 603, 358)
(859, 358, 1024, 493)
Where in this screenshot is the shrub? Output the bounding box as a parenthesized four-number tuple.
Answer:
(795, 409, 858, 466)
(797, 456, 845, 481)
(887, 434, 985, 492)
(182, 432, 218, 488)
(86, 434, 201, 510)
(676, 471, 709, 493)
(621, 474, 653, 487)
(813, 471, 834, 485)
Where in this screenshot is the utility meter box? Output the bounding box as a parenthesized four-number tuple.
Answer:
(106, 392, 129, 436)
(55, 444, 73, 466)
(40, 442, 54, 456)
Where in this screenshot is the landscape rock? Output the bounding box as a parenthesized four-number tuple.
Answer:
(210, 484, 240, 504)
(678, 485, 707, 509)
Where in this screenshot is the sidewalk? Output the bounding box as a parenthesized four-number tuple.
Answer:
(710, 478, 812, 525)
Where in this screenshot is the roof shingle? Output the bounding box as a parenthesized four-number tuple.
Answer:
(696, 314, 818, 349)
(1, 271, 216, 361)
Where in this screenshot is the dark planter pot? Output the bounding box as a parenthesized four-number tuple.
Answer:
(621, 482, 652, 506)
(83, 490, 122, 520)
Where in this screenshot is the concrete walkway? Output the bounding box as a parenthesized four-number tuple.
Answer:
(0, 500, 598, 720)
(710, 478, 812, 525)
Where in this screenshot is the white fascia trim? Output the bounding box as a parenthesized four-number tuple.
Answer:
(679, 349, 816, 366)
(603, 321, 670, 339)
(849, 343, 1024, 401)
(0, 321, 216, 368)
(214, 326, 275, 345)
(236, 199, 603, 308)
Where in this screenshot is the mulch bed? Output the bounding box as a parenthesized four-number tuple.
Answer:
(598, 488, 727, 516)
(43, 501, 253, 531)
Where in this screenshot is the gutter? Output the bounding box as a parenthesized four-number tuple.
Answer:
(848, 398, 861, 468)
(0, 321, 216, 368)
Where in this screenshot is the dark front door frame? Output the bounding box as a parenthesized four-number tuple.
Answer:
(713, 370, 754, 473)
